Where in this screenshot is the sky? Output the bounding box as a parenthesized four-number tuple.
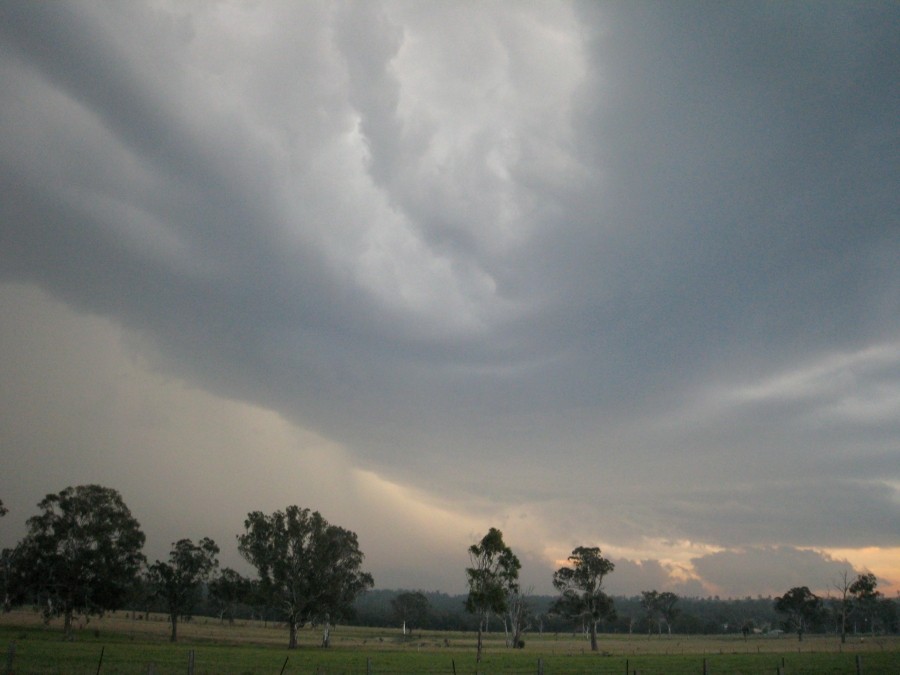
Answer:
(1, 1, 898, 600)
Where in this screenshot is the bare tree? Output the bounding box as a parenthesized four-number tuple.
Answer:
(832, 569, 854, 644)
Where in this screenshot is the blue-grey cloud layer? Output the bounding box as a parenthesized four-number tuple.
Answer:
(1, 1, 898, 593)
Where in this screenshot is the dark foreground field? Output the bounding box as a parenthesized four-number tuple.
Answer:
(2, 610, 899, 674)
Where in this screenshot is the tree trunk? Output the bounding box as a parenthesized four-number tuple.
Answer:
(170, 613, 178, 642)
(589, 620, 598, 652)
(476, 617, 484, 662)
(288, 616, 298, 649)
(321, 623, 331, 647)
(63, 609, 74, 640)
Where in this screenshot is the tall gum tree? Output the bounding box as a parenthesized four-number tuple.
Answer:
(465, 528, 520, 663)
(552, 546, 615, 652)
(237, 506, 373, 649)
(849, 572, 881, 635)
(774, 586, 822, 641)
(16, 485, 145, 638)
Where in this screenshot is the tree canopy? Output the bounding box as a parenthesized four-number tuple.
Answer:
(552, 546, 615, 651)
(774, 586, 822, 641)
(15, 485, 146, 637)
(641, 590, 680, 635)
(208, 567, 252, 625)
(850, 572, 882, 635)
(465, 527, 520, 662)
(147, 537, 220, 642)
(237, 506, 373, 649)
(391, 590, 431, 635)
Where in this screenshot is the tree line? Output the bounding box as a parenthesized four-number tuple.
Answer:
(1, 488, 897, 655)
(0, 486, 371, 648)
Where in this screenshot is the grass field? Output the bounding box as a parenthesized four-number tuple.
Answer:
(2, 610, 899, 674)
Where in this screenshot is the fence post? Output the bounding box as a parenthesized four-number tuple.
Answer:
(187, 649, 195, 675)
(5, 642, 14, 675)
(703, 657, 709, 675)
(856, 654, 863, 675)
(96, 646, 105, 675)
(537, 657, 543, 675)
(367, 657, 372, 675)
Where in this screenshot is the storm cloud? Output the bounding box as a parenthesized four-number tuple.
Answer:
(1, 1, 898, 596)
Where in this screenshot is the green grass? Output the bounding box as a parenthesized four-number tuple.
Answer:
(1, 610, 899, 674)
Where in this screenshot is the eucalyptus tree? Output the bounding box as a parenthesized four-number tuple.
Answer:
(505, 585, 532, 648)
(552, 546, 615, 651)
(16, 485, 145, 638)
(237, 506, 373, 649)
(1, 545, 22, 612)
(774, 586, 822, 641)
(641, 590, 680, 635)
(391, 590, 431, 635)
(465, 528, 520, 662)
(147, 537, 220, 642)
(849, 572, 881, 635)
(209, 567, 252, 625)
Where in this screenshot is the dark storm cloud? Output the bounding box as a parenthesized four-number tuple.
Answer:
(1, 1, 898, 595)
(565, 0, 899, 373)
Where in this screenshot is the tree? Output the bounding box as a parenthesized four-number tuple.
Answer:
(552, 546, 616, 652)
(774, 586, 822, 641)
(465, 528, 520, 662)
(0, 499, 7, 517)
(640, 590, 679, 635)
(505, 586, 532, 649)
(147, 538, 219, 642)
(237, 506, 373, 649)
(832, 569, 854, 644)
(657, 591, 680, 635)
(641, 590, 661, 635)
(391, 591, 431, 636)
(849, 572, 881, 635)
(1, 546, 23, 612)
(208, 568, 251, 625)
(16, 485, 145, 638)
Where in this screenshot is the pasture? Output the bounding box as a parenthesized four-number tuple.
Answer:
(2, 609, 899, 674)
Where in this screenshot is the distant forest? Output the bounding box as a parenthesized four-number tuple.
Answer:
(141, 588, 897, 638)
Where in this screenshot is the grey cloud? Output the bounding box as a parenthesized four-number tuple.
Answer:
(1, 1, 898, 594)
(655, 479, 900, 549)
(605, 558, 703, 598)
(691, 546, 856, 598)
